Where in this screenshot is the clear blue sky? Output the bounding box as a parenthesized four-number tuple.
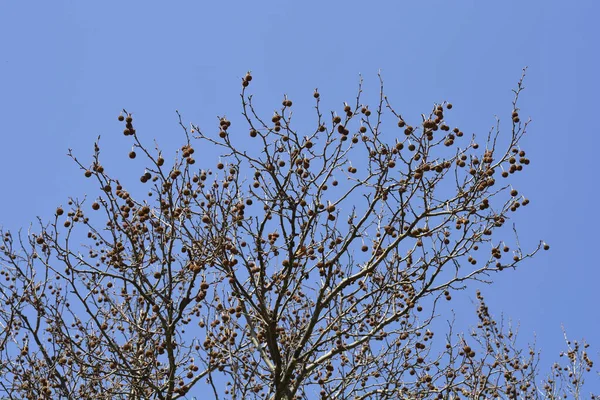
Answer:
(1, 0, 598, 393)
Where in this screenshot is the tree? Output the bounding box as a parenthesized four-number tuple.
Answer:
(0, 69, 595, 399)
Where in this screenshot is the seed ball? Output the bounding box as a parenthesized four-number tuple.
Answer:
(219, 131, 227, 138)
(359, 126, 367, 133)
(92, 202, 100, 210)
(56, 207, 64, 216)
(125, 116, 133, 123)
(543, 244, 550, 250)
(446, 103, 453, 109)
(84, 170, 92, 178)
(129, 151, 136, 159)
(242, 80, 249, 87)
(510, 189, 518, 196)
(313, 91, 320, 98)
(217, 162, 224, 169)
(245, 73, 252, 82)
(250, 129, 258, 137)
(118, 115, 124, 121)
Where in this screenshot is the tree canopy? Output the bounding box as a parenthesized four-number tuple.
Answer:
(0, 71, 595, 399)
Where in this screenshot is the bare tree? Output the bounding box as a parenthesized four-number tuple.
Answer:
(0, 70, 595, 399)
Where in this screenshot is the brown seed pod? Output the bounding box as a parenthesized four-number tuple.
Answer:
(118, 115, 124, 121)
(423, 120, 436, 129)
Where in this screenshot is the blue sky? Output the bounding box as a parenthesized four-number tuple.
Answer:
(1, 0, 598, 393)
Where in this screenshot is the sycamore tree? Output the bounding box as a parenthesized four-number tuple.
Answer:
(0, 69, 595, 399)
